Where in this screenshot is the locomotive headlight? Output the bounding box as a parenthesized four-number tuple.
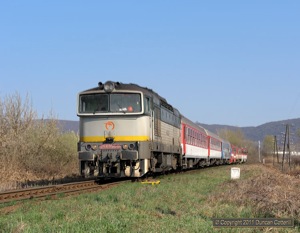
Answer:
(85, 144, 92, 151)
(91, 145, 97, 151)
(122, 144, 128, 150)
(104, 81, 115, 93)
(128, 143, 135, 150)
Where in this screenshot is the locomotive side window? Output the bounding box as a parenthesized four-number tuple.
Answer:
(160, 101, 181, 129)
(144, 96, 151, 114)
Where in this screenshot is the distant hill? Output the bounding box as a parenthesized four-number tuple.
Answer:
(58, 118, 300, 143)
(197, 118, 300, 143)
(57, 120, 79, 133)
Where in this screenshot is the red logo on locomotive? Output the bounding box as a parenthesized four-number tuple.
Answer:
(105, 121, 115, 130)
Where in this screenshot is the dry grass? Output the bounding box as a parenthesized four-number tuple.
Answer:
(263, 155, 300, 178)
(209, 164, 300, 222)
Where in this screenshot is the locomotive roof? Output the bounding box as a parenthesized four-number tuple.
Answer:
(79, 81, 180, 115)
(81, 81, 162, 98)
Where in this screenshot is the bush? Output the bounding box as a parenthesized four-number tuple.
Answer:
(21, 119, 78, 177)
(0, 93, 78, 188)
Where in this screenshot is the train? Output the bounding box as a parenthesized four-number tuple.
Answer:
(77, 81, 247, 178)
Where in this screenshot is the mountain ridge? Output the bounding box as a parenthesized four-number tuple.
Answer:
(197, 118, 300, 142)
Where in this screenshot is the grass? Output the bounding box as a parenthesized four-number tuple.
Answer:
(0, 164, 299, 233)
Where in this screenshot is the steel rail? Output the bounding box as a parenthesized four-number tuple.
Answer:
(0, 180, 125, 204)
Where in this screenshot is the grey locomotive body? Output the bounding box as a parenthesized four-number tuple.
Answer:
(77, 81, 181, 178)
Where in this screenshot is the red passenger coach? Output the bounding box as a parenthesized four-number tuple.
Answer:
(206, 131, 222, 159)
(181, 122, 208, 156)
(230, 145, 248, 163)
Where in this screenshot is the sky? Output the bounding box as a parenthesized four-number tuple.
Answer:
(0, 1, 299, 127)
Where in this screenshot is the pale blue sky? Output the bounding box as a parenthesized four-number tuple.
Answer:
(0, 1, 299, 127)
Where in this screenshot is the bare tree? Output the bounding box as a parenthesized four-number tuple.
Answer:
(262, 135, 274, 156)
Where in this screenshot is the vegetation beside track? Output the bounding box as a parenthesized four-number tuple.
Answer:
(0, 93, 78, 191)
(0, 164, 299, 233)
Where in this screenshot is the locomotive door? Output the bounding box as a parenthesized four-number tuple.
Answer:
(151, 109, 154, 142)
(145, 96, 154, 141)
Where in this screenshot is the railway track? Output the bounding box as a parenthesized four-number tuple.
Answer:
(0, 179, 127, 204)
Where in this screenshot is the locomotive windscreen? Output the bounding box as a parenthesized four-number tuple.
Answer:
(79, 93, 141, 113)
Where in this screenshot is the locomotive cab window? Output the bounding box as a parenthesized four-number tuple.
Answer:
(79, 93, 142, 114)
(110, 93, 141, 113)
(79, 94, 109, 113)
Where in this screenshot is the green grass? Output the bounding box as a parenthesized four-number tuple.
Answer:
(0, 164, 298, 233)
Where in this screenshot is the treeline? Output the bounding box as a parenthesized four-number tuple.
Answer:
(0, 93, 78, 188)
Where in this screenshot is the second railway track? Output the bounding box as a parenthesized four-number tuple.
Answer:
(0, 179, 127, 204)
